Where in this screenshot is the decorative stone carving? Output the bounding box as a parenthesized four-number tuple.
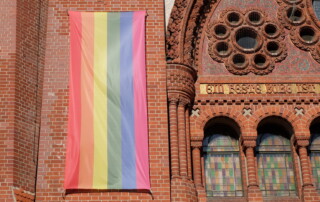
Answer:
(277, 0, 320, 63)
(191, 136, 203, 147)
(241, 136, 257, 149)
(294, 136, 310, 148)
(295, 107, 304, 116)
(191, 108, 200, 117)
(168, 96, 179, 104)
(191, 140, 202, 148)
(184, 0, 216, 67)
(166, 0, 217, 69)
(167, 63, 197, 103)
(207, 8, 287, 75)
(166, 0, 190, 62)
(243, 107, 252, 116)
(179, 96, 191, 107)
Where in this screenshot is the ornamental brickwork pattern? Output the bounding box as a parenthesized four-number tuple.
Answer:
(277, 0, 320, 63)
(207, 8, 287, 75)
(166, 0, 320, 201)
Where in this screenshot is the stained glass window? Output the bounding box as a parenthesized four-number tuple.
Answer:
(203, 134, 243, 197)
(257, 133, 296, 196)
(310, 133, 320, 192)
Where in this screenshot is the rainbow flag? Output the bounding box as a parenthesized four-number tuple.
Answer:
(65, 11, 150, 190)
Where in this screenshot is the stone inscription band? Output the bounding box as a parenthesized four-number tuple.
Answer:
(200, 83, 320, 95)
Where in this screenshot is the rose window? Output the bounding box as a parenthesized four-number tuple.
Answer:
(207, 9, 287, 75)
(277, 0, 320, 63)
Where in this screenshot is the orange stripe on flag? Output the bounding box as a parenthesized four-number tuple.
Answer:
(78, 12, 95, 188)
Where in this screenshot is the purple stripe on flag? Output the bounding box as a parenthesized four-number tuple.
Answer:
(120, 12, 136, 189)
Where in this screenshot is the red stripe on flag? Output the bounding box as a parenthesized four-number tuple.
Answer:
(65, 11, 82, 189)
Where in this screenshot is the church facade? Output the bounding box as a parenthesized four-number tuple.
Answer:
(1, 0, 320, 201)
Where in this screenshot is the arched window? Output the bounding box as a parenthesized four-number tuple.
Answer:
(309, 118, 320, 192)
(256, 117, 296, 197)
(203, 117, 243, 197)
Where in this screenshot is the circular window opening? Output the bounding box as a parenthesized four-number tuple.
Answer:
(216, 42, 229, 56)
(214, 25, 227, 37)
(227, 12, 240, 25)
(286, 7, 303, 22)
(254, 54, 267, 67)
(299, 26, 316, 42)
(265, 24, 278, 36)
(233, 54, 246, 67)
(236, 28, 258, 49)
(267, 41, 280, 54)
(248, 11, 262, 24)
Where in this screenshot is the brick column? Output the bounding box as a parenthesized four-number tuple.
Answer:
(299, 146, 313, 187)
(201, 156, 205, 187)
(169, 97, 179, 177)
(192, 145, 202, 187)
(245, 147, 259, 187)
(167, 64, 197, 201)
(294, 136, 320, 202)
(295, 137, 313, 187)
(178, 98, 188, 177)
(191, 139, 207, 201)
(242, 137, 263, 202)
(185, 107, 192, 179)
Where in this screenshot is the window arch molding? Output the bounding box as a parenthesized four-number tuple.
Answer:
(256, 115, 294, 135)
(204, 116, 241, 139)
(197, 108, 245, 137)
(246, 106, 297, 135)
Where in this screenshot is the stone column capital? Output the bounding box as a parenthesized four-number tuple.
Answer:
(168, 92, 179, 102)
(294, 136, 310, 148)
(168, 96, 179, 104)
(178, 96, 190, 107)
(191, 137, 202, 148)
(191, 140, 202, 149)
(241, 136, 257, 150)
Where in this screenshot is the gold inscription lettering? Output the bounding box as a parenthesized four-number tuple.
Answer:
(202, 83, 319, 94)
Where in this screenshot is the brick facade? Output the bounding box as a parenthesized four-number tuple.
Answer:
(0, 0, 17, 200)
(1, 0, 320, 201)
(166, 0, 320, 201)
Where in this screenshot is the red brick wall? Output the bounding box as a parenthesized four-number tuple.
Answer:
(35, 0, 169, 201)
(0, 1, 48, 200)
(14, 0, 47, 193)
(0, 0, 17, 201)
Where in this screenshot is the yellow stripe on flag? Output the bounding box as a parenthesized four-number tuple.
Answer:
(93, 12, 108, 188)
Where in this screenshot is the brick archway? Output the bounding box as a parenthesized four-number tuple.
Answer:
(302, 106, 320, 135)
(166, 0, 320, 201)
(195, 105, 245, 139)
(246, 106, 299, 136)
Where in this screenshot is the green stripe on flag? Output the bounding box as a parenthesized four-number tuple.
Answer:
(107, 12, 122, 188)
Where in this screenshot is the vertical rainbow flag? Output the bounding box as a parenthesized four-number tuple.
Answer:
(65, 11, 150, 190)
